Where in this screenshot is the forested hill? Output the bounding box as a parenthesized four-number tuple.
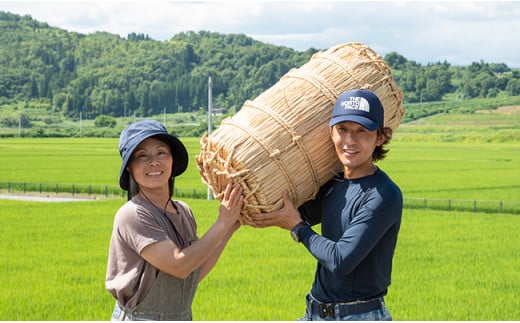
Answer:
(1, 11, 519, 121)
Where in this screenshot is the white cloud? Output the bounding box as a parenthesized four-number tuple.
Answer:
(1, 1, 519, 67)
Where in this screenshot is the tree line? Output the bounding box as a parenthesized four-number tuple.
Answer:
(1, 11, 519, 124)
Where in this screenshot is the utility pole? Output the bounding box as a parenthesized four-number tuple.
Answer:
(79, 111, 82, 137)
(207, 76, 213, 200)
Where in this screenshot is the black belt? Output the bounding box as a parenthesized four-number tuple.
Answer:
(309, 296, 383, 318)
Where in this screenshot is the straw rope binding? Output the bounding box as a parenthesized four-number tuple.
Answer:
(196, 42, 404, 223)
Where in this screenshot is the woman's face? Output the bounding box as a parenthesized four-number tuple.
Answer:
(127, 137, 173, 192)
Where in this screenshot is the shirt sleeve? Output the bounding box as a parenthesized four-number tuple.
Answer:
(115, 202, 169, 255)
(300, 187, 401, 276)
(298, 199, 322, 226)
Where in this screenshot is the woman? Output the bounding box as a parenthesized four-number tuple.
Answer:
(106, 119, 243, 320)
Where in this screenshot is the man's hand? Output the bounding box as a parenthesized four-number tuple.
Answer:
(248, 190, 302, 230)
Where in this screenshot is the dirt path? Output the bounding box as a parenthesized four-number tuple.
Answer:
(0, 194, 97, 202)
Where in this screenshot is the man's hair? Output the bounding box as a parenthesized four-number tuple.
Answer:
(373, 127, 393, 161)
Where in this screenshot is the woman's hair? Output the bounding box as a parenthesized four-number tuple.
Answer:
(128, 173, 140, 199)
(372, 127, 393, 162)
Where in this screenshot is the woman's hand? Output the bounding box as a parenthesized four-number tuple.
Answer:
(217, 183, 244, 228)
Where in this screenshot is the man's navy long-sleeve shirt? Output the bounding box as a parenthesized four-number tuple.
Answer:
(298, 168, 402, 302)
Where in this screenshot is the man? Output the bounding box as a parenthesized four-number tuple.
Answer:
(251, 89, 403, 321)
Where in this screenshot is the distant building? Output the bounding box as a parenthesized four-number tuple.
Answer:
(213, 108, 227, 116)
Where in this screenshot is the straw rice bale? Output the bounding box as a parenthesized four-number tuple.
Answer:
(196, 42, 404, 223)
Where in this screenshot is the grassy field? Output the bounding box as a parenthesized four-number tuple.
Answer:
(395, 106, 520, 143)
(1, 107, 518, 202)
(0, 198, 518, 320)
(0, 137, 205, 195)
(0, 109, 519, 320)
(1, 137, 518, 203)
(379, 141, 519, 201)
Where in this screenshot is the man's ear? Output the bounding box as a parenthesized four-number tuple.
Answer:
(376, 128, 390, 146)
(376, 134, 385, 146)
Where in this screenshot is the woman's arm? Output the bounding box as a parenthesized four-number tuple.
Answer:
(140, 183, 243, 279)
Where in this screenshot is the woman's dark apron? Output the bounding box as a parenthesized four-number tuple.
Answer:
(113, 269, 199, 320)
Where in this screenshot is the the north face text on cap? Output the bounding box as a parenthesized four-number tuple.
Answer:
(340, 97, 370, 112)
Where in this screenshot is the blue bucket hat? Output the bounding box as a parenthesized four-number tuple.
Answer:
(118, 119, 188, 191)
(329, 89, 384, 130)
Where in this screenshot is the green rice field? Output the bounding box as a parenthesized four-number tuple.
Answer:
(1, 137, 518, 203)
(0, 198, 518, 320)
(0, 110, 519, 320)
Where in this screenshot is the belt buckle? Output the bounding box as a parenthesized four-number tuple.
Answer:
(319, 303, 335, 318)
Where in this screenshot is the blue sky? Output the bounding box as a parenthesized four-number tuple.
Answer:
(2, 1, 520, 67)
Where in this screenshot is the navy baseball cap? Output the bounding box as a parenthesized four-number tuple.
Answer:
(118, 119, 188, 191)
(329, 89, 384, 131)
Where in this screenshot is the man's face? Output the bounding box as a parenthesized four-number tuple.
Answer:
(330, 121, 384, 178)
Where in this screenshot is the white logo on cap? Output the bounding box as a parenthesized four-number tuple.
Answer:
(341, 97, 370, 112)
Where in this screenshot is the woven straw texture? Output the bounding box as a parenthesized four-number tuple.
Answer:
(196, 42, 404, 223)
